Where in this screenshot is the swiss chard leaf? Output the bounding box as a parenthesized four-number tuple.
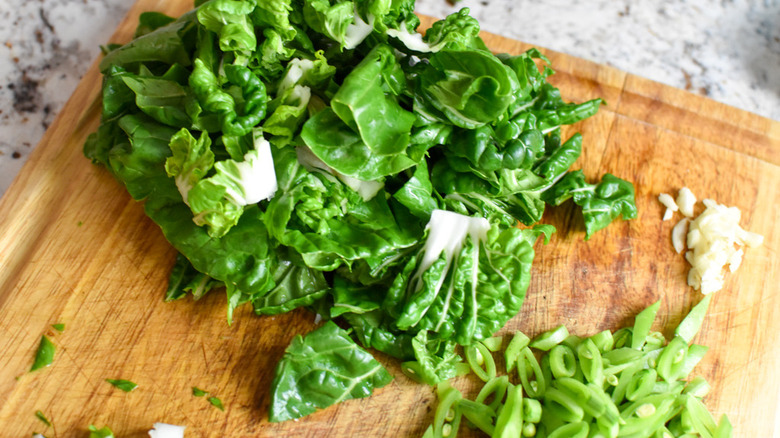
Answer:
(186, 133, 277, 238)
(165, 252, 223, 302)
(265, 146, 417, 271)
(330, 274, 383, 318)
(543, 170, 638, 239)
(99, 11, 196, 72)
(120, 73, 197, 128)
(252, 249, 330, 316)
(401, 330, 463, 385)
(109, 114, 179, 201)
(251, 0, 296, 40)
(329, 44, 415, 156)
(418, 48, 519, 129)
(134, 11, 176, 38)
(301, 44, 417, 180)
(342, 310, 417, 360)
(164, 128, 215, 205)
(390, 210, 542, 346)
(107, 115, 277, 318)
(392, 160, 439, 220)
(300, 108, 418, 180)
(422, 8, 486, 52)
(269, 320, 393, 422)
(196, 0, 257, 54)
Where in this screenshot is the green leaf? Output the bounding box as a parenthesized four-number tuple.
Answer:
(107, 115, 277, 313)
(35, 410, 51, 427)
(265, 146, 417, 272)
(392, 160, 439, 220)
(269, 321, 393, 422)
(208, 396, 225, 411)
(50, 323, 65, 333)
(108, 113, 179, 201)
(329, 44, 415, 156)
(120, 74, 196, 128)
(134, 11, 176, 38)
(30, 336, 55, 372)
(197, 0, 257, 54)
(448, 124, 546, 173)
(105, 378, 139, 392)
(250, 0, 296, 40)
(390, 210, 542, 345)
(188, 60, 269, 137)
(88, 425, 115, 438)
(301, 108, 417, 180)
(192, 386, 209, 397)
(303, 0, 369, 49)
(418, 48, 519, 129)
(301, 44, 418, 180)
(422, 8, 485, 52)
(329, 275, 383, 318)
(252, 250, 330, 316)
(401, 330, 463, 385)
(165, 252, 223, 301)
(543, 170, 637, 239)
(341, 311, 416, 360)
(164, 128, 215, 204)
(433, 160, 548, 226)
(186, 133, 277, 238)
(99, 12, 196, 72)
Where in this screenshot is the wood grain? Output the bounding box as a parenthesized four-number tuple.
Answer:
(1, 2, 778, 437)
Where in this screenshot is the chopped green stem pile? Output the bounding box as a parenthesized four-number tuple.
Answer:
(85, 0, 637, 422)
(422, 297, 732, 437)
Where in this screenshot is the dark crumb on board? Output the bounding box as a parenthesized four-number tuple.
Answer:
(9, 72, 41, 114)
(12, 151, 22, 159)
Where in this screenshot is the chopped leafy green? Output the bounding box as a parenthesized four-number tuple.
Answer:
(30, 336, 55, 372)
(105, 378, 138, 392)
(192, 386, 208, 397)
(50, 323, 65, 333)
(165, 253, 223, 302)
(88, 425, 115, 438)
(86, 0, 638, 423)
(388, 209, 548, 346)
(543, 170, 638, 239)
(401, 330, 464, 385)
(269, 321, 393, 422)
(418, 48, 519, 129)
(208, 396, 225, 411)
(34, 410, 51, 427)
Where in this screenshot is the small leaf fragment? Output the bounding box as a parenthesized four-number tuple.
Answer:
(35, 410, 51, 427)
(88, 425, 115, 438)
(208, 396, 225, 411)
(106, 378, 138, 392)
(30, 336, 56, 372)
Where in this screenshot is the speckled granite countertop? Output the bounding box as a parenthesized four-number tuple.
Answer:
(1, 0, 778, 197)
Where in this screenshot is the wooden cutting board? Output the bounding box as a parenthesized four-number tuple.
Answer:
(1, 1, 778, 436)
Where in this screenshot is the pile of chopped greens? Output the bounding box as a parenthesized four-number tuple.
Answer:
(84, 0, 636, 422)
